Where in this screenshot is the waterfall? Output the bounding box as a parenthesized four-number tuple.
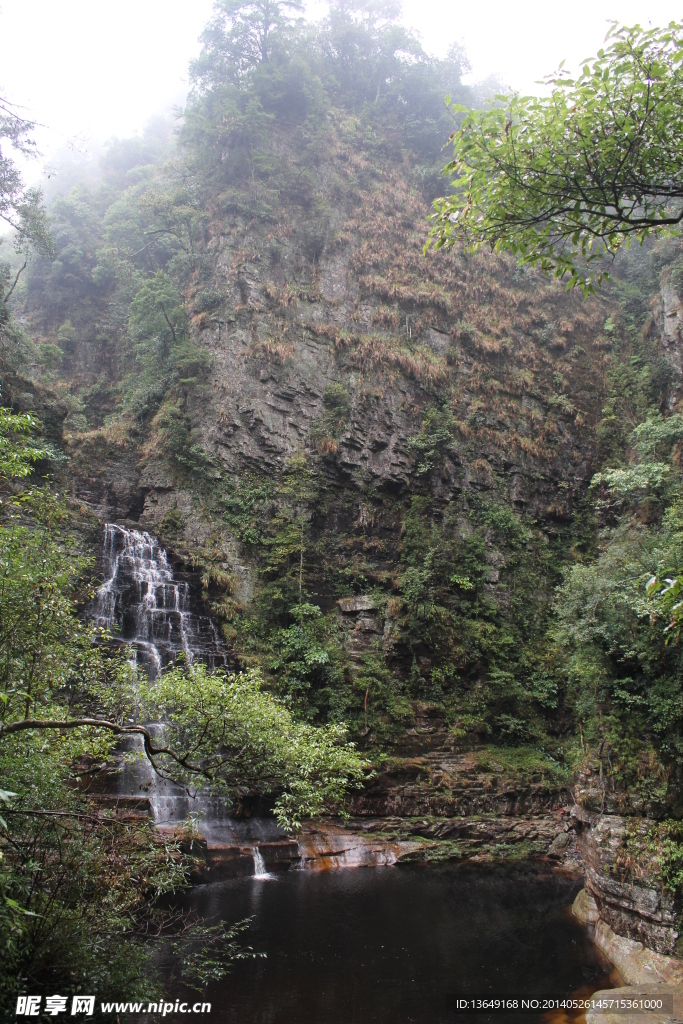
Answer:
(93, 524, 286, 854)
(95, 523, 229, 678)
(252, 847, 269, 877)
(94, 523, 233, 826)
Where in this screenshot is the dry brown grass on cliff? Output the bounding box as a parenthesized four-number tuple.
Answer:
(342, 173, 604, 364)
(340, 334, 448, 388)
(264, 284, 297, 309)
(244, 335, 295, 365)
(370, 305, 401, 327)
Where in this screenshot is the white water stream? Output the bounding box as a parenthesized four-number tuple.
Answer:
(94, 523, 240, 827)
(252, 847, 271, 877)
(95, 523, 229, 678)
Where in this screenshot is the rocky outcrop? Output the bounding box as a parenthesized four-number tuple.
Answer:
(55, 132, 609, 550)
(337, 594, 384, 663)
(355, 810, 581, 869)
(587, 985, 683, 1024)
(186, 812, 578, 880)
(573, 808, 680, 956)
(575, 889, 683, 991)
(296, 822, 423, 869)
(349, 750, 572, 817)
(570, 760, 683, 966)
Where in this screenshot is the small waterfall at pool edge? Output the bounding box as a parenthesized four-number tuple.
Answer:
(252, 847, 270, 877)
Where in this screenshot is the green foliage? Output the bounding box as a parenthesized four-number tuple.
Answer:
(0, 407, 366, 1001)
(219, 476, 273, 546)
(657, 821, 683, 903)
(473, 745, 571, 788)
(144, 664, 367, 829)
(14, 0, 683, 866)
(0, 488, 161, 1005)
(215, 458, 362, 725)
(165, 918, 263, 991)
(354, 653, 414, 740)
(631, 411, 683, 460)
(129, 271, 187, 359)
(0, 97, 54, 311)
(12, 119, 210, 445)
(309, 381, 351, 449)
(394, 493, 555, 739)
(192, 0, 305, 88)
(592, 463, 670, 495)
(407, 405, 457, 474)
(181, 0, 472, 193)
(554, 498, 683, 800)
(429, 22, 683, 291)
(0, 409, 48, 477)
(126, 273, 210, 420)
(270, 603, 343, 720)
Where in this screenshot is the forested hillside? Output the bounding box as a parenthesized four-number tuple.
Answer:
(6, 0, 683, 795)
(3, 0, 683, 998)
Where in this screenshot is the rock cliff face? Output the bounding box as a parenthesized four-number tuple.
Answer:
(30, 122, 624, 774)
(61, 127, 608, 530)
(347, 748, 571, 818)
(574, 809, 679, 956)
(566, 752, 682, 964)
(54, 127, 613, 731)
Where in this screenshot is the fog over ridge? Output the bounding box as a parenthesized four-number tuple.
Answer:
(1, 0, 682, 191)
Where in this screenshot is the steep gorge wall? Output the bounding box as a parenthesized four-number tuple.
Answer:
(47, 127, 618, 750)
(28, 119, 622, 751)
(66, 133, 607, 529)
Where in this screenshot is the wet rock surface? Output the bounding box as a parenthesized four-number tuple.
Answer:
(177, 811, 580, 882)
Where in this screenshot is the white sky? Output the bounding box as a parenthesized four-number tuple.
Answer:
(1, 0, 682, 182)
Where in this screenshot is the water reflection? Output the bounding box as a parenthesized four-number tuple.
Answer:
(158, 863, 617, 1024)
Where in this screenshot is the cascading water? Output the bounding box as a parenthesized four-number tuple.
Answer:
(94, 523, 233, 826)
(252, 847, 270, 878)
(93, 525, 291, 861)
(90, 530, 400, 870)
(95, 523, 229, 678)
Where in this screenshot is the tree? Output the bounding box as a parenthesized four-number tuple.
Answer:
(0, 98, 54, 309)
(129, 270, 186, 359)
(0, 409, 48, 478)
(191, 0, 304, 89)
(323, 0, 423, 105)
(428, 22, 683, 292)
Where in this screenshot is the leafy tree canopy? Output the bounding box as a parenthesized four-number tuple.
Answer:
(0, 409, 49, 478)
(428, 22, 683, 292)
(192, 0, 305, 88)
(0, 98, 54, 309)
(323, 0, 424, 105)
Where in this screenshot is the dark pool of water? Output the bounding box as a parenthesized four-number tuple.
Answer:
(158, 862, 617, 1024)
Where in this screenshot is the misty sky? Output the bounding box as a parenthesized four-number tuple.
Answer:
(1, 0, 682, 182)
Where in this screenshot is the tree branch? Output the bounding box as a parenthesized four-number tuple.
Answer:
(162, 309, 178, 346)
(3, 260, 27, 304)
(0, 717, 211, 780)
